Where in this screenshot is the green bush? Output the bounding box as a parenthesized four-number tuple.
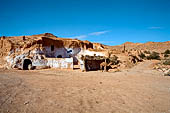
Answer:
(146, 51, 160, 60)
(163, 59, 170, 65)
(164, 54, 169, 57)
(164, 49, 170, 54)
(139, 52, 146, 59)
(144, 50, 151, 54)
(109, 55, 119, 65)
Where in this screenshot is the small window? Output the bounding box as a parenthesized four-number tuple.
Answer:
(51, 45, 54, 51)
(67, 50, 72, 53)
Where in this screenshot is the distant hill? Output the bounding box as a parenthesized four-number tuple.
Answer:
(0, 33, 169, 55)
(107, 41, 170, 53)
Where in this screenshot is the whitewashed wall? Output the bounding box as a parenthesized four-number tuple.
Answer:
(35, 46, 105, 58)
(77, 49, 106, 57)
(6, 46, 106, 70)
(47, 58, 73, 69)
(43, 46, 81, 58)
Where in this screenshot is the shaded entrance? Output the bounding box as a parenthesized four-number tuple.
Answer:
(85, 60, 104, 71)
(23, 59, 32, 70)
(57, 55, 62, 58)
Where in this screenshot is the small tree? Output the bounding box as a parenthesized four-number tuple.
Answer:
(109, 55, 119, 65)
(139, 52, 146, 59)
(164, 54, 169, 57)
(144, 50, 151, 54)
(164, 49, 170, 54)
(163, 59, 170, 65)
(146, 51, 160, 60)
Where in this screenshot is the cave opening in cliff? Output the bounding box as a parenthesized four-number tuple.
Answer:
(23, 59, 32, 70)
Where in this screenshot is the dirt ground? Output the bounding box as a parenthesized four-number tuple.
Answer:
(0, 61, 170, 113)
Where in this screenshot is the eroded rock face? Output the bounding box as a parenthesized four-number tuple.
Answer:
(0, 39, 13, 57)
(1, 33, 151, 71)
(0, 33, 106, 69)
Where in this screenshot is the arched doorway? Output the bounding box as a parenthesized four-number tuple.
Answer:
(23, 59, 32, 70)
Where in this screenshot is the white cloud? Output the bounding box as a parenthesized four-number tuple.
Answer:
(148, 27, 164, 29)
(68, 30, 111, 39)
(69, 35, 87, 39)
(89, 30, 110, 36)
(95, 41, 115, 44)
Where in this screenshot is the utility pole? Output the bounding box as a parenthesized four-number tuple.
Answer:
(104, 58, 107, 72)
(123, 44, 126, 53)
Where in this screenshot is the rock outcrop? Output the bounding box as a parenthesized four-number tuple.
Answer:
(0, 33, 106, 69)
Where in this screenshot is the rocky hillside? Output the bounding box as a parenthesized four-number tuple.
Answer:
(0, 33, 105, 56)
(0, 33, 106, 68)
(1, 33, 169, 70)
(109, 41, 170, 53)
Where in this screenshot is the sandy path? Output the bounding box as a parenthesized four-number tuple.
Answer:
(0, 61, 170, 113)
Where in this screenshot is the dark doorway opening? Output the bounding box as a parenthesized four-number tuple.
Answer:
(23, 59, 32, 70)
(51, 45, 54, 51)
(57, 55, 62, 58)
(85, 60, 104, 71)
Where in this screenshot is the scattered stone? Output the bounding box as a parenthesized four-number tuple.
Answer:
(96, 101, 99, 104)
(153, 63, 170, 76)
(164, 70, 170, 76)
(24, 101, 29, 105)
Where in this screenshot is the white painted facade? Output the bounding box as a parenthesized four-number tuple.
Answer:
(78, 49, 106, 57)
(47, 58, 73, 69)
(6, 44, 106, 70)
(43, 46, 81, 58)
(43, 46, 105, 58)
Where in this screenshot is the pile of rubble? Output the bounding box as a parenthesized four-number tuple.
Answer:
(154, 63, 170, 76)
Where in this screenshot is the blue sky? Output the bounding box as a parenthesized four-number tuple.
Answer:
(0, 0, 170, 45)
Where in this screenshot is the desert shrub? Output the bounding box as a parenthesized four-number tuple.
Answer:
(144, 50, 151, 54)
(164, 49, 170, 54)
(146, 51, 160, 60)
(111, 55, 118, 61)
(74, 38, 78, 40)
(139, 52, 146, 59)
(164, 54, 169, 57)
(109, 55, 119, 65)
(163, 59, 170, 65)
